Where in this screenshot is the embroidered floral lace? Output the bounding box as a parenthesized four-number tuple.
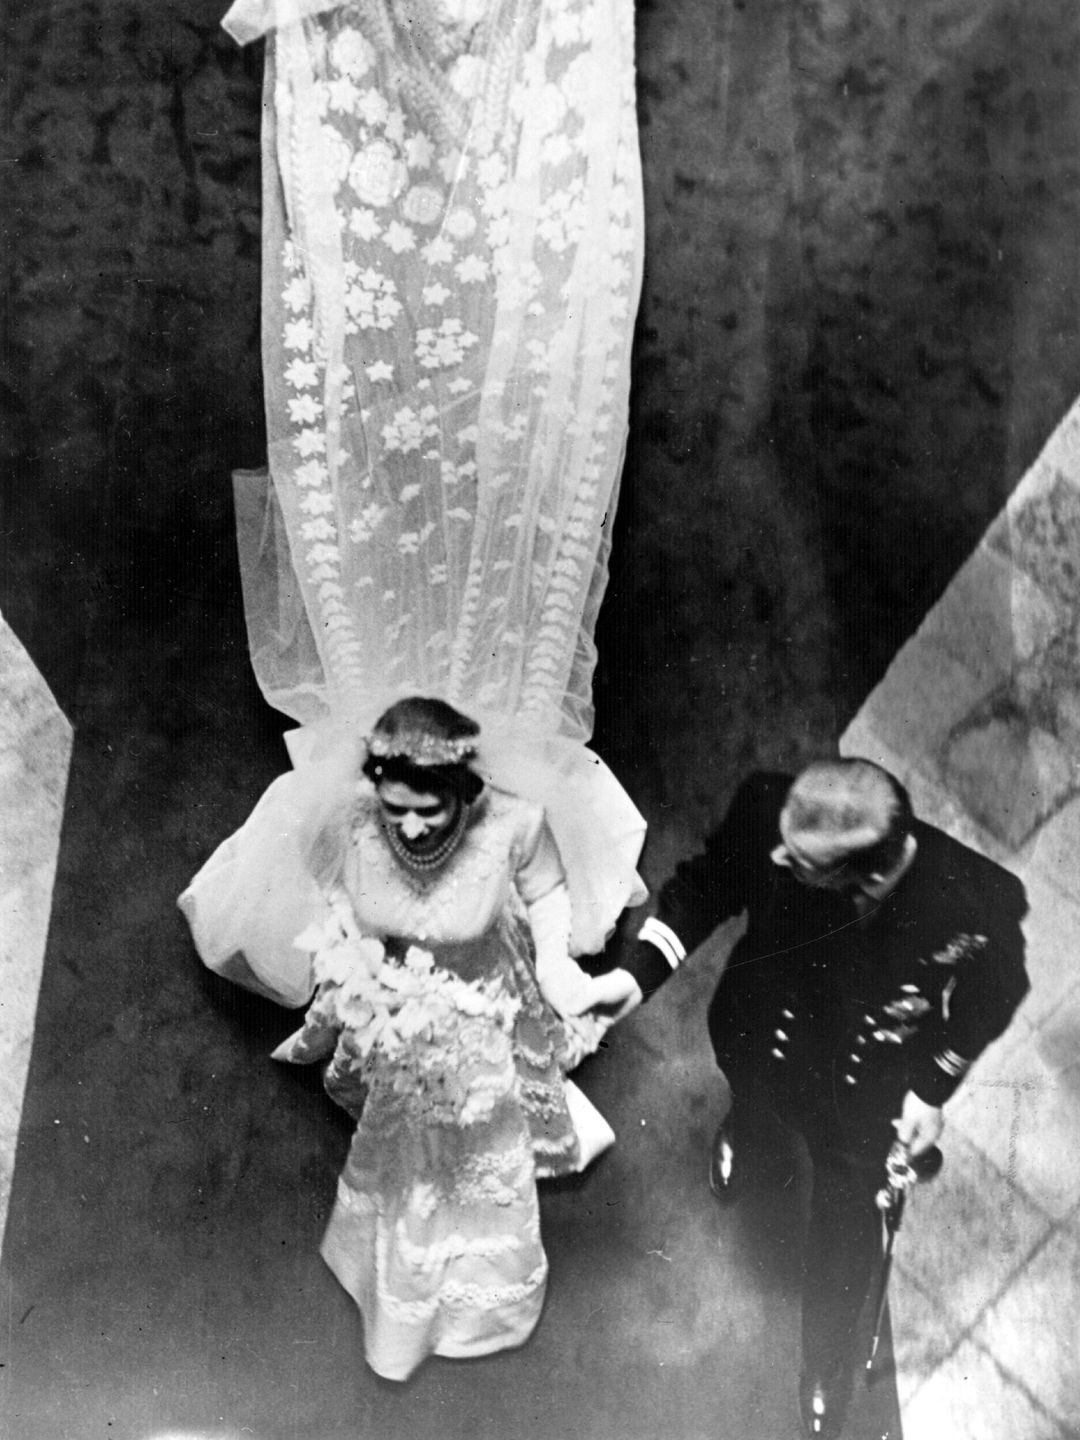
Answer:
(224, 0, 643, 743)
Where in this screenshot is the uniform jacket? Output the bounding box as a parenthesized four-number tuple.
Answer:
(626, 772, 1029, 1143)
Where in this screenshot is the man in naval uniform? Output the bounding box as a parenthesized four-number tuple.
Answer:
(618, 759, 1029, 1439)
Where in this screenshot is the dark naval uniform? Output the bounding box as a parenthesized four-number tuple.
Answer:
(624, 771, 1029, 1378)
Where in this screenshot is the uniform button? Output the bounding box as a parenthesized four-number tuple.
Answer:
(856, 1034, 867, 1046)
(781, 1008, 794, 1020)
(873, 1030, 887, 1041)
(774, 1029, 789, 1042)
(863, 1014, 875, 1026)
(771, 1047, 785, 1060)
(844, 1073, 857, 1085)
(850, 1053, 862, 1064)
(902, 984, 920, 994)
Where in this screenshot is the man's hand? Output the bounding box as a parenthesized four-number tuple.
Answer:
(586, 966, 643, 1022)
(894, 1090, 945, 1157)
(560, 1012, 606, 1070)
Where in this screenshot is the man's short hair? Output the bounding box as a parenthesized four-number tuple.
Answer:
(782, 759, 913, 880)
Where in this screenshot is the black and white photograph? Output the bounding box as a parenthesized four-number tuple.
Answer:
(1, 1, 1078, 1436)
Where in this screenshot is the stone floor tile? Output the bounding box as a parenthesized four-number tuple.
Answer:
(968, 1221, 1080, 1433)
(947, 1046, 1080, 1223)
(938, 715, 1076, 856)
(913, 543, 1027, 684)
(0, 616, 73, 1250)
(1033, 997, 1080, 1081)
(994, 455, 1080, 607)
(0, 886, 51, 1228)
(891, 1128, 1053, 1335)
(1009, 870, 1080, 1032)
(902, 1337, 1071, 1440)
(1015, 797, 1080, 917)
(841, 640, 995, 771)
(888, 1268, 960, 1408)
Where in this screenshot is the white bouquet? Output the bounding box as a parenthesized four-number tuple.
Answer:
(275, 898, 522, 1126)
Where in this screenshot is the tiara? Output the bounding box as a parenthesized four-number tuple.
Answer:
(367, 728, 478, 766)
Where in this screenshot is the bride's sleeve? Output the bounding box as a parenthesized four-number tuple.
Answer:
(513, 804, 567, 906)
(177, 768, 334, 1009)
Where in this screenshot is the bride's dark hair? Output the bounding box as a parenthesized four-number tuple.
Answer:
(361, 697, 483, 804)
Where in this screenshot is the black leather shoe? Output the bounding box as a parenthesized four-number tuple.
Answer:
(798, 1368, 852, 1440)
(708, 1122, 737, 1200)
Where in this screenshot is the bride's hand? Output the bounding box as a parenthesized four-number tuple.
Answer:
(536, 956, 598, 1019)
(560, 1011, 610, 1070)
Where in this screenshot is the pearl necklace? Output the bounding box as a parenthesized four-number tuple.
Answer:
(382, 802, 469, 877)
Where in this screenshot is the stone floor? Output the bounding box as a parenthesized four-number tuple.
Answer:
(843, 398, 1080, 1439)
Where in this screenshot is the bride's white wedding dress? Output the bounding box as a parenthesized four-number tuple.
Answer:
(180, 0, 645, 1379)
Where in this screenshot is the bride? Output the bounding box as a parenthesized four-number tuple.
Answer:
(180, 0, 646, 1379)
(262, 694, 638, 1379)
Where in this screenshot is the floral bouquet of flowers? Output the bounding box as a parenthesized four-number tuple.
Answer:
(273, 897, 522, 1127)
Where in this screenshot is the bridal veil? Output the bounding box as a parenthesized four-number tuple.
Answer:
(182, 0, 647, 1004)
